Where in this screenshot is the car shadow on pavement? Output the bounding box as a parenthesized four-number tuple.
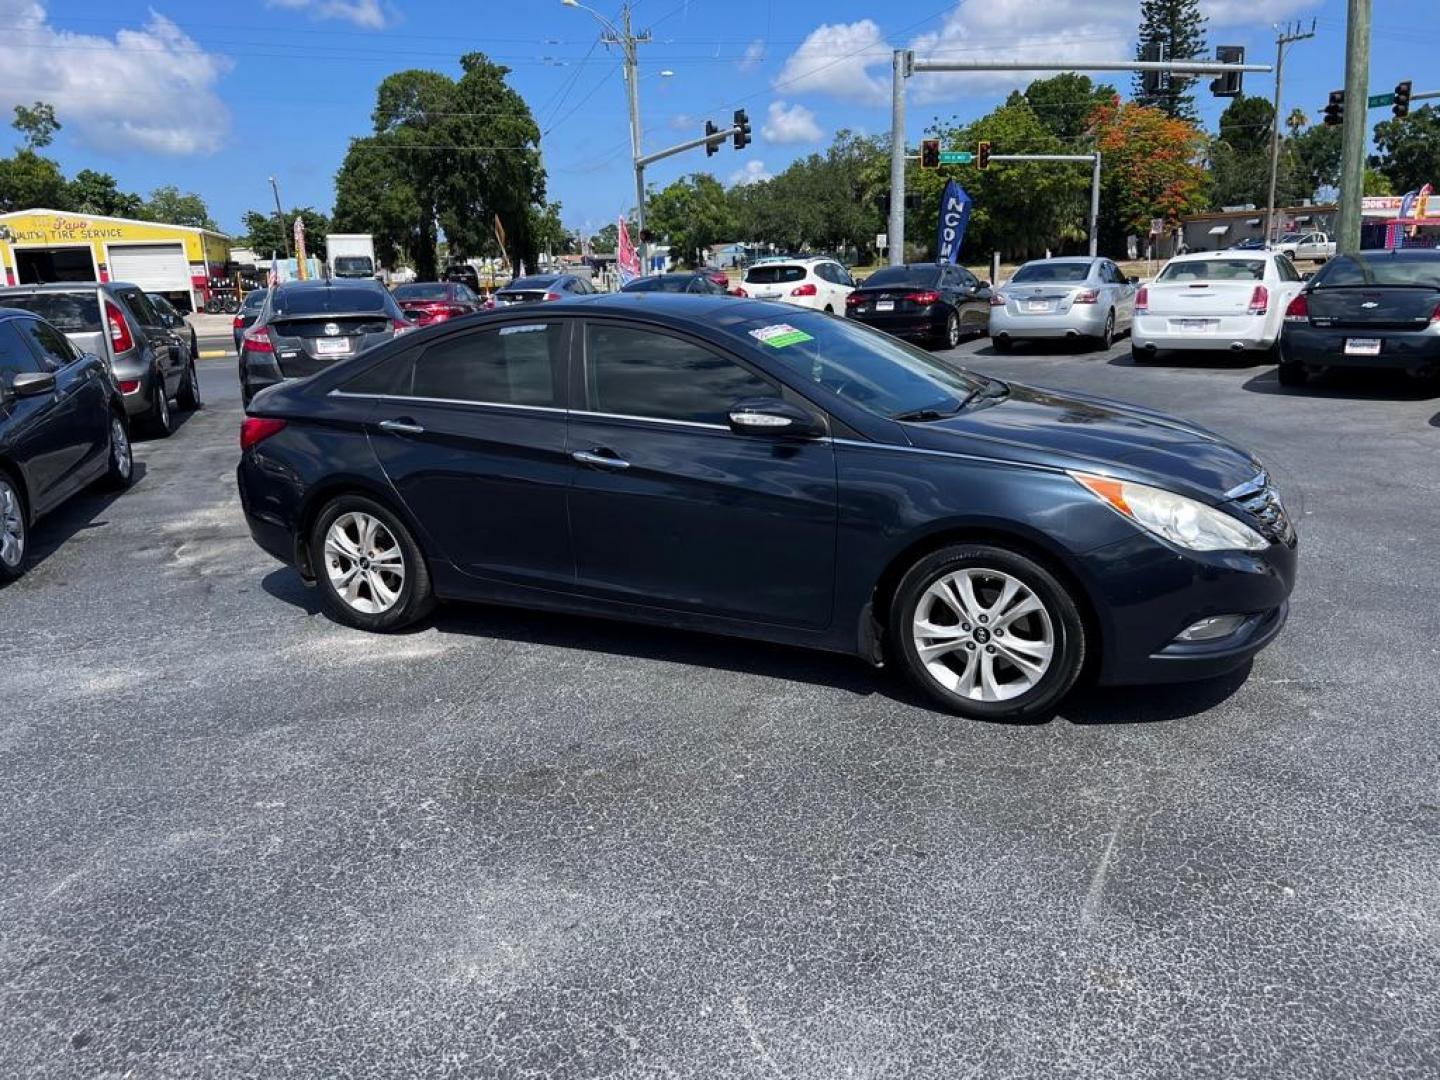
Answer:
(1243, 367, 1440, 401)
(1109, 349, 1273, 370)
(979, 339, 1113, 359)
(260, 566, 1245, 725)
(8, 462, 150, 577)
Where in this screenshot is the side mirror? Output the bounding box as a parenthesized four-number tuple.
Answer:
(1301, 272, 1314, 281)
(728, 396, 825, 439)
(981, 279, 992, 289)
(1129, 275, 1142, 285)
(11, 371, 57, 398)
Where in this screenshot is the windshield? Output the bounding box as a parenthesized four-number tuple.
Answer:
(332, 256, 373, 275)
(1011, 262, 1092, 283)
(273, 287, 386, 315)
(1279, 233, 1303, 243)
(506, 276, 558, 292)
(726, 309, 988, 419)
(744, 265, 806, 285)
(1158, 258, 1265, 282)
(394, 283, 450, 300)
(863, 266, 940, 288)
(1312, 253, 1440, 288)
(0, 292, 101, 332)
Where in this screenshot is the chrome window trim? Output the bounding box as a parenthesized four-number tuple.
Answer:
(328, 389, 566, 415)
(571, 409, 729, 432)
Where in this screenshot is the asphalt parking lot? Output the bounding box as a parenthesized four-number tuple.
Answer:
(3, 332, 1439, 1078)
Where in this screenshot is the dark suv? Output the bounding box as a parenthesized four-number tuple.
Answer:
(239, 280, 409, 406)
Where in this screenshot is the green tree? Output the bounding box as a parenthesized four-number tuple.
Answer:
(0, 151, 72, 212)
(239, 206, 332, 259)
(648, 174, 735, 267)
(1217, 94, 1274, 157)
(12, 102, 60, 149)
(1022, 74, 1116, 140)
(68, 169, 144, 217)
(529, 201, 571, 257)
(141, 185, 217, 229)
(589, 221, 622, 253)
(1134, 0, 1208, 122)
(1370, 106, 1440, 195)
(1289, 122, 1341, 198)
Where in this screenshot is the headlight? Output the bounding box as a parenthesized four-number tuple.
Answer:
(1071, 473, 1268, 552)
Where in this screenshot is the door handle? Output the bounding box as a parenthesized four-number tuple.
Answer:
(571, 449, 630, 470)
(378, 418, 425, 435)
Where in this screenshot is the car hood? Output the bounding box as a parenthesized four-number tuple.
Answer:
(904, 382, 1262, 501)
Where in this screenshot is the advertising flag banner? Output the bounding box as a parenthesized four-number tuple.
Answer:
(617, 217, 641, 284)
(936, 180, 971, 264)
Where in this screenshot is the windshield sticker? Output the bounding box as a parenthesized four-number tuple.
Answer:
(749, 324, 814, 348)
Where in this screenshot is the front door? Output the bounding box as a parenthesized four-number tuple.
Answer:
(365, 319, 575, 590)
(568, 320, 838, 629)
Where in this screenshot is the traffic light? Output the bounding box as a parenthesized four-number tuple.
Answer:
(732, 109, 751, 150)
(705, 120, 719, 157)
(1211, 45, 1244, 97)
(976, 140, 991, 170)
(1139, 42, 1163, 96)
(1323, 90, 1344, 127)
(1393, 80, 1412, 119)
(920, 138, 940, 170)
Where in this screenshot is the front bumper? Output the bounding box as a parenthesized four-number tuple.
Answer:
(990, 304, 1109, 339)
(1133, 312, 1274, 352)
(1279, 324, 1440, 373)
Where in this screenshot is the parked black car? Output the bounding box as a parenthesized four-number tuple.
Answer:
(239, 280, 409, 406)
(233, 289, 268, 351)
(146, 293, 199, 361)
(1278, 249, 1440, 386)
(493, 274, 595, 306)
(620, 272, 729, 296)
(237, 293, 1296, 722)
(846, 263, 992, 349)
(0, 307, 133, 581)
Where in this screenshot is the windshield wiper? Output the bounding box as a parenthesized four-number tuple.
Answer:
(889, 404, 954, 422)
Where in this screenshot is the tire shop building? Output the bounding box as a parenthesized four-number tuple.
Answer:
(0, 209, 231, 313)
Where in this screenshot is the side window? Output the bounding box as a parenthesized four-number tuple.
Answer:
(585, 324, 774, 425)
(813, 264, 833, 285)
(0, 322, 44, 382)
(1279, 257, 1302, 282)
(409, 323, 564, 406)
(16, 318, 74, 370)
(958, 269, 978, 289)
(119, 288, 160, 327)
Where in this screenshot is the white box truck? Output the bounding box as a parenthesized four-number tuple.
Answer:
(327, 234, 378, 279)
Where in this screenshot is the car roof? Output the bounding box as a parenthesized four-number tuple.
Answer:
(1018, 256, 1098, 265)
(1168, 250, 1270, 261)
(0, 281, 119, 293)
(275, 278, 385, 291)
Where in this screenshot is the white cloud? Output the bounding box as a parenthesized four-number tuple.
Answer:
(761, 100, 822, 144)
(773, 20, 891, 105)
(266, 0, 390, 29)
(0, 0, 231, 155)
(739, 38, 766, 72)
(730, 160, 771, 186)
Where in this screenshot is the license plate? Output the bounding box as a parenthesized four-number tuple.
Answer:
(315, 337, 351, 356)
(876, 300, 895, 312)
(1345, 337, 1381, 356)
(1026, 300, 1050, 312)
(1178, 319, 1212, 332)
(756, 291, 781, 300)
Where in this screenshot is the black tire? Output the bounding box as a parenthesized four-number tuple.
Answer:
(0, 470, 27, 583)
(142, 374, 174, 438)
(992, 336, 1013, 353)
(1130, 345, 1151, 366)
(310, 494, 435, 632)
(189, 329, 199, 361)
(100, 411, 135, 490)
(888, 543, 1086, 722)
(824, 304, 835, 315)
(176, 360, 201, 411)
(939, 310, 961, 350)
(1277, 362, 1308, 387)
(1094, 310, 1115, 351)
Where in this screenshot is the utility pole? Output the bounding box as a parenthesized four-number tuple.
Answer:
(1336, 0, 1371, 254)
(1264, 22, 1316, 244)
(268, 176, 292, 260)
(887, 50, 910, 266)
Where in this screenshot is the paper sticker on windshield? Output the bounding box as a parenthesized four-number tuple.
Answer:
(749, 324, 813, 348)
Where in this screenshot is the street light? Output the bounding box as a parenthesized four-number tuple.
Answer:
(268, 175, 292, 260)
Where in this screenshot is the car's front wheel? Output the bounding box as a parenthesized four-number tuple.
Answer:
(311, 495, 435, 631)
(889, 543, 1087, 722)
(0, 473, 27, 582)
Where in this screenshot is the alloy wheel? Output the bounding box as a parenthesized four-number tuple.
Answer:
(156, 383, 170, 429)
(111, 417, 132, 480)
(0, 479, 25, 569)
(911, 567, 1055, 701)
(946, 312, 961, 348)
(324, 512, 406, 614)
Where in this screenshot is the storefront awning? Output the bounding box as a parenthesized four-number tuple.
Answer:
(1208, 224, 1230, 235)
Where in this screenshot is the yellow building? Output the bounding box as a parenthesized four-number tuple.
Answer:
(0, 209, 231, 312)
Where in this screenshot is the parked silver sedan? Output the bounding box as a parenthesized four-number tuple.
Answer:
(989, 257, 1140, 352)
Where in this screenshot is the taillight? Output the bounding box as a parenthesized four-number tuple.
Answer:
(106, 301, 134, 353)
(1431, 301, 1440, 325)
(1248, 285, 1269, 315)
(232, 314, 245, 328)
(242, 328, 274, 353)
(543, 291, 562, 302)
(1134, 286, 1149, 314)
(1073, 289, 1099, 304)
(447, 304, 468, 317)
(392, 318, 415, 336)
(904, 290, 941, 305)
(989, 293, 1007, 307)
(118, 379, 141, 394)
(1284, 293, 1309, 322)
(790, 283, 817, 297)
(731, 286, 748, 297)
(240, 416, 286, 450)
(845, 293, 864, 307)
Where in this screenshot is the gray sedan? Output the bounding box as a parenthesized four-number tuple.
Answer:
(989, 257, 1139, 352)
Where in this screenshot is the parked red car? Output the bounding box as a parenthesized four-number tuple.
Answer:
(393, 281, 482, 326)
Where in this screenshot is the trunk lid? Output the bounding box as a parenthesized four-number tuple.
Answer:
(1000, 283, 1089, 315)
(1305, 286, 1439, 330)
(1145, 280, 1260, 317)
(494, 290, 548, 305)
(849, 287, 937, 315)
(267, 314, 393, 376)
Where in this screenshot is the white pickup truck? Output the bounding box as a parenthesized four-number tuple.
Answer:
(1274, 231, 1335, 263)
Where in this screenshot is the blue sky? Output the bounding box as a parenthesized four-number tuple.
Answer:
(5, 0, 1430, 240)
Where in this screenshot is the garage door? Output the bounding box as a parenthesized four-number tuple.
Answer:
(108, 243, 190, 292)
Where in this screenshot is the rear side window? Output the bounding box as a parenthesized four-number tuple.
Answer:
(117, 287, 160, 325)
(409, 323, 564, 406)
(1158, 259, 1265, 282)
(585, 324, 773, 425)
(0, 292, 101, 332)
(744, 265, 806, 285)
(20, 319, 78, 367)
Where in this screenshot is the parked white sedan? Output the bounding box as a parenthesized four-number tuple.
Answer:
(1132, 251, 1306, 362)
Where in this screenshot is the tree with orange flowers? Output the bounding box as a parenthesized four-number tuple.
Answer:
(1089, 100, 1208, 252)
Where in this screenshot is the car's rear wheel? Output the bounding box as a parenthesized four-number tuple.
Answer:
(1095, 310, 1115, 351)
(311, 495, 434, 632)
(889, 543, 1086, 722)
(143, 375, 173, 438)
(1130, 345, 1151, 365)
(0, 474, 27, 582)
(100, 412, 134, 490)
(1277, 362, 1309, 387)
(992, 336, 1013, 353)
(177, 360, 201, 411)
(941, 310, 961, 349)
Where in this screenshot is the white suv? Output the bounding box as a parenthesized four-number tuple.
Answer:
(738, 257, 856, 314)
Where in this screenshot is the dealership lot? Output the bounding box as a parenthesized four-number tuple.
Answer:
(2, 342, 1438, 1077)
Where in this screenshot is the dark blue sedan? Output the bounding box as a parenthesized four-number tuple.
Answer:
(237, 294, 1297, 721)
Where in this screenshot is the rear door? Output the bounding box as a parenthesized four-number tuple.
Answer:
(364, 318, 575, 589)
(567, 319, 838, 628)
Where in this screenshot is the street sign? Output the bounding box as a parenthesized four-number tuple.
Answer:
(1149, 218, 1164, 236)
(875, 233, 888, 251)
(939, 150, 974, 165)
(1368, 92, 1395, 108)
